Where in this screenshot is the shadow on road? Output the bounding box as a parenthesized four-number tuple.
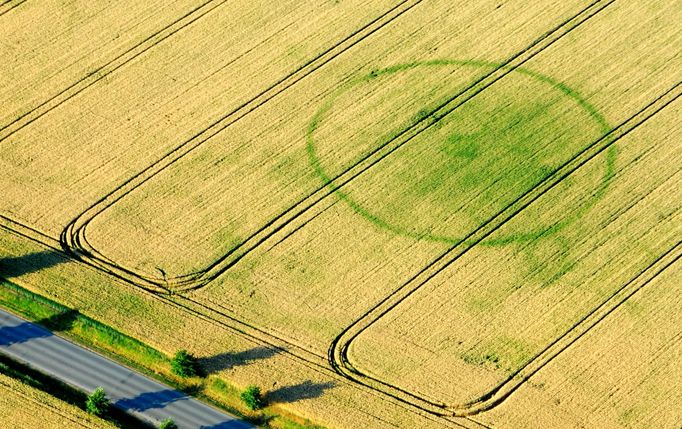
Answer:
(115, 389, 186, 412)
(0, 309, 79, 347)
(198, 346, 282, 375)
(0, 250, 65, 279)
(0, 320, 51, 346)
(199, 421, 255, 429)
(266, 380, 336, 404)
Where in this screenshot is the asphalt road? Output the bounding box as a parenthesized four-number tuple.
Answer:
(0, 309, 253, 429)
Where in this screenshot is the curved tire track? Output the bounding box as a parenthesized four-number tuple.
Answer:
(1, 0, 664, 421)
(65, 0, 614, 293)
(328, 83, 681, 415)
(59, 0, 425, 292)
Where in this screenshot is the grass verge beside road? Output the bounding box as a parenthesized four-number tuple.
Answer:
(0, 278, 324, 429)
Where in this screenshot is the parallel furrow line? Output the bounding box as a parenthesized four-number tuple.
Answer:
(68, 0, 615, 292)
(329, 82, 681, 414)
(0, 0, 27, 18)
(0, 0, 229, 140)
(59, 0, 426, 289)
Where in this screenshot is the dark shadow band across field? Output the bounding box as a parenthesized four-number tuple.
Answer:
(266, 380, 336, 405)
(0, 309, 80, 347)
(198, 346, 282, 375)
(115, 388, 186, 412)
(0, 250, 65, 279)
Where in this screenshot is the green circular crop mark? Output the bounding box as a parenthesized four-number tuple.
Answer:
(307, 60, 616, 245)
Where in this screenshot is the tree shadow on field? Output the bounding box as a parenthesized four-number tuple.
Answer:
(0, 250, 66, 279)
(36, 309, 80, 332)
(266, 380, 336, 404)
(198, 346, 282, 375)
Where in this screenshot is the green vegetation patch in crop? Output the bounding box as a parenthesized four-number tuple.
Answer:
(307, 60, 615, 246)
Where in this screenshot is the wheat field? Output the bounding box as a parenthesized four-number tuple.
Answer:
(1, 0, 680, 428)
(0, 373, 116, 429)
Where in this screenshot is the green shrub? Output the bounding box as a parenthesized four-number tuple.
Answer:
(86, 386, 109, 416)
(171, 350, 198, 378)
(159, 418, 178, 429)
(240, 385, 263, 411)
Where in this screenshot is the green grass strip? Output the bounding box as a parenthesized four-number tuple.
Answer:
(0, 278, 325, 429)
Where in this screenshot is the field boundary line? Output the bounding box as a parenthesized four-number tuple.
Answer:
(0, 0, 667, 419)
(0, 215, 168, 294)
(453, 241, 681, 414)
(328, 83, 681, 415)
(64, 0, 615, 292)
(0, 0, 230, 141)
(160, 294, 472, 429)
(0, 0, 27, 17)
(176, 70, 681, 419)
(0, 215, 60, 250)
(59, 0, 424, 289)
(3, 0, 673, 422)
(2, 0, 424, 289)
(0, 221, 472, 429)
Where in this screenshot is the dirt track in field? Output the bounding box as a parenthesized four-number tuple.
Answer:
(1, 0, 680, 427)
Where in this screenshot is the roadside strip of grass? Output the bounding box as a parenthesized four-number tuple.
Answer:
(0, 278, 325, 429)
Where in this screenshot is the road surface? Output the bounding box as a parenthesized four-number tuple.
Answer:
(0, 308, 253, 429)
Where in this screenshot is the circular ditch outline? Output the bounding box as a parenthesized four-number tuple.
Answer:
(307, 59, 616, 246)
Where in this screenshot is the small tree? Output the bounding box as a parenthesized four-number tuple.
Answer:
(240, 385, 263, 411)
(171, 349, 198, 377)
(159, 418, 178, 429)
(86, 387, 110, 416)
